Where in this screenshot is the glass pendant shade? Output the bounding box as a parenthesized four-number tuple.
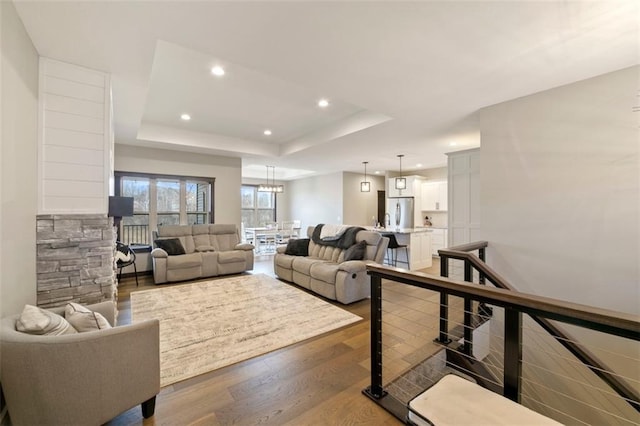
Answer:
(395, 177, 406, 190)
(395, 154, 406, 190)
(360, 161, 371, 192)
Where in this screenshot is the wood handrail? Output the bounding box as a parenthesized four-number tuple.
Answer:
(440, 240, 488, 254)
(367, 264, 640, 339)
(432, 244, 640, 412)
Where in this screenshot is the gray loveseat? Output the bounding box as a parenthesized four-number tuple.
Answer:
(274, 225, 389, 304)
(151, 224, 254, 284)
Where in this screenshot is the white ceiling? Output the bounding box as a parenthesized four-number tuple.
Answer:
(14, 1, 639, 180)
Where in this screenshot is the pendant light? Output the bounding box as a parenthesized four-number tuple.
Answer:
(395, 154, 406, 190)
(360, 161, 371, 192)
(258, 166, 284, 193)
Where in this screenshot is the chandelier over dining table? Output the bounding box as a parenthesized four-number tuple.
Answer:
(258, 165, 284, 193)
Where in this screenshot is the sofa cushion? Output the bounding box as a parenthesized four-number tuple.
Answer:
(193, 234, 211, 248)
(16, 305, 77, 336)
(218, 251, 246, 264)
(275, 253, 295, 269)
(196, 245, 216, 252)
(155, 238, 186, 255)
(344, 240, 367, 261)
(167, 253, 201, 269)
(310, 262, 339, 284)
(292, 256, 327, 275)
(285, 238, 310, 256)
(64, 302, 112, 332)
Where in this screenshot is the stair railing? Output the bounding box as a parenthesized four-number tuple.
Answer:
(364, 264, 640, 420)
(437, 241, 640, 413)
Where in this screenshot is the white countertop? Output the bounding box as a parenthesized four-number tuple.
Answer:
(365, 226, 433, 234)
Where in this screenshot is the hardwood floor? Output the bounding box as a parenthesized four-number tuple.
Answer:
(107, 255, 442, 426)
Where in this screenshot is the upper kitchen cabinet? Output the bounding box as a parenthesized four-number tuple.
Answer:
(421, 181, 448, 211)
(388, 175, 423, 198)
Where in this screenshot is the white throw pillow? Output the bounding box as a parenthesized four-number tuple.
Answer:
(64, 302, 112, 332)
(16, 304, 77, 336)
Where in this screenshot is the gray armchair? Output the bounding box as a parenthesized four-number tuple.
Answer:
(0, 301, 160, 425)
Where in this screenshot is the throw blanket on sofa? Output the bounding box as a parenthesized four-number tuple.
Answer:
(312, 224, 365, 249)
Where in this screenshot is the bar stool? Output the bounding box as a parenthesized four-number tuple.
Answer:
(382, 233, 409, 269)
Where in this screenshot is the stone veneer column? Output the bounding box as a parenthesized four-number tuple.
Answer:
(36, 214, 117, 308)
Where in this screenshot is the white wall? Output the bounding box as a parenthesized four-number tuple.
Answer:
(1, 0, 39, 316)
(479, 66, 639, 315)
(38, 58, 112, 214)
(480, 67, 639, 423)
(287, 172, 343, 231)
(342, 172, 385, 226)
(114, 144, 242, 227)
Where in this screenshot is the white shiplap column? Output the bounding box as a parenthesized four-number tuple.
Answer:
(38, 57, 113, 214)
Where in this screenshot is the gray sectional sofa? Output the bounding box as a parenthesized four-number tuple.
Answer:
(151, 224, 254, 284)
(274, 225, 389, 304)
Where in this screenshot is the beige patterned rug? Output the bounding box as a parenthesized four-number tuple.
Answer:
(131, 273, 362, 387)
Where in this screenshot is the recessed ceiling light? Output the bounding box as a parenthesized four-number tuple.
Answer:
(449, 141, 458, 146)
(180, 114, 191, 121)
(318, 99, 329, 108)
(263, 129, 272, 136)
(416, 163, 423, 168)
(211, 66, 225, 76)
(374, 171, 381, 174)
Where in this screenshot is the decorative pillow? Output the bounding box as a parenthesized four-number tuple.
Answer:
(64, 302, 112, 332)
(154, 238, 186, 255)
(285, 238, 310, 256)
(16, 305, 77, 336)
(344, 240, 367, 261)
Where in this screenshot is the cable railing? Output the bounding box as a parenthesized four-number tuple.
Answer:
(438, 242, 640, 414)
(363, 262, 640, 424)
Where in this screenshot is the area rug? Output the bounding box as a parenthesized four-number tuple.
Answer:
(131, 273, 362, 387)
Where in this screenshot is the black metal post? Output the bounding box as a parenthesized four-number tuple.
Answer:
(436, 256, 451, 344)
(463, 297, 473, 356)
(365, 274, 385, 399)
(478, 247, 486, 285)
(504, 308, 522, 403)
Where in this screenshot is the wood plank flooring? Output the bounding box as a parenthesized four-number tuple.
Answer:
(107, 255, 442, 426)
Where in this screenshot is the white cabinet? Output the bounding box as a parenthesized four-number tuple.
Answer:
(409, 231, 432, 270)
(430, 228, 448, 256)
(421, 181, 448, 211)
(388, 175, 422, 198)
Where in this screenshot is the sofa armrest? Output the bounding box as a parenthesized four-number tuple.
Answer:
(338, 260, 367, 274)
(235, 243, 254, 251)
(86, 301, 117, 327)
(276, 245, 287, 254)
(151, 247, 168, 258)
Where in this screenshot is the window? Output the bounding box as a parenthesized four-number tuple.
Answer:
(116, 172, 214, 245)
(241, 185, 276, 228)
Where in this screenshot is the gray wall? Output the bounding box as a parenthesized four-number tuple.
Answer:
(479, 66, 638, 315)
(1, 0, 39, 316)
(114, 144, 242, 227)
(480, 66, 639, 422)
(342, 172, 385, 226)
(287, 172, 343, 231)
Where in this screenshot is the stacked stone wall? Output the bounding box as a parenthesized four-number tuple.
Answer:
(36, 214, 117, 308)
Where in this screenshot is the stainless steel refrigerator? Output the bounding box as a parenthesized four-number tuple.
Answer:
(386, 197, 415, 229)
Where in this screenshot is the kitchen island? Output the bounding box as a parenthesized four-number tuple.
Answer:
(366, 227, 433, 271)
